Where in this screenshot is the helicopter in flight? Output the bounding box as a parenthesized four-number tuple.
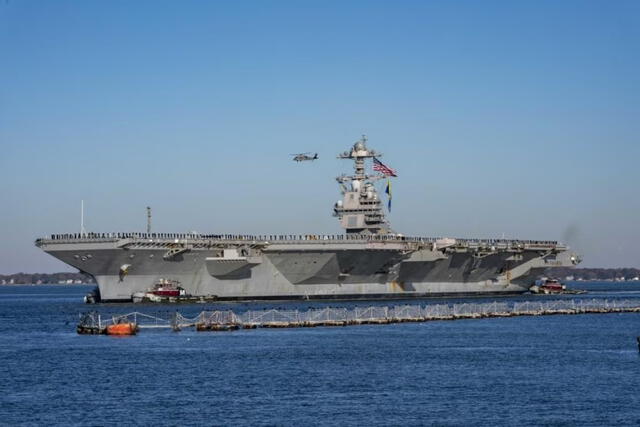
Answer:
(291, 152, 319, 162)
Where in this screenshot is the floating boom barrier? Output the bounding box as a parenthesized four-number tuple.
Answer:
(77, 298, 640, 334)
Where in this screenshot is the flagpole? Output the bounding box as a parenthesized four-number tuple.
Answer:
(385, 178, 392, 212)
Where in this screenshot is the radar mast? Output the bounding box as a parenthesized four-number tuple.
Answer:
(333, 135, 393, 234)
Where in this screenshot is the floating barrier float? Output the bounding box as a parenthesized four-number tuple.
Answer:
(106, 322, 138, 335)
(76, 298, 640, 334)
(77, 312, 143, 335)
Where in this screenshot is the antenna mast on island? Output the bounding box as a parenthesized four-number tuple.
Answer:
(80, 200, 86, 237)
(147, 206, 152, 234)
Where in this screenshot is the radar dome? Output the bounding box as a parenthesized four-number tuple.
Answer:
(354, 141, 365, 151)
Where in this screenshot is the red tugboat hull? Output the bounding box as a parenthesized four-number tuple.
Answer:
(148, 279, 186, 299)
(152, 289, 181, 297)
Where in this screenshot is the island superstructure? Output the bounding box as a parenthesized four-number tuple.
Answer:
(35, 136, 580, 302)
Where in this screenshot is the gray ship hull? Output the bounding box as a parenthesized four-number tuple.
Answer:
(36, 233, 578, 302)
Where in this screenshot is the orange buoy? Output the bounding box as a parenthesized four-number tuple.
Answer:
(106, 322, 138, 336)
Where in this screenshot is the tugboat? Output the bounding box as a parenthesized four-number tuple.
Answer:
(151, 278, 186, 297)
(131, 278, 189, 303)
(540, 278, 566, 293)
(530, 278, 566, 294)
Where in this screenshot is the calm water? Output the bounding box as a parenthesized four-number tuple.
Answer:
(1, 284, 640, 426)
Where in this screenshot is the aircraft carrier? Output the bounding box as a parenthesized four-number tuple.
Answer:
(35, 137, 580, 302)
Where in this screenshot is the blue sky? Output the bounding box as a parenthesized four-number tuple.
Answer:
(1, 0, 639, 272)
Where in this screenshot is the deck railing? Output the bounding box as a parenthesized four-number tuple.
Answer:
(38, 232, 561, 248)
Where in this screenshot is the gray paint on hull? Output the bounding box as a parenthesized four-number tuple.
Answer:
(44, 243, 556, 301)
(94, 272, 529, 301)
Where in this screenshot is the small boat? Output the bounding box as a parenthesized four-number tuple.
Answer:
(83, 287, 101, 304)
(540, 278, 566, 293)
(530, 278, 566, 294)
(151, 279, 186, 297)
(132, 292, 146, 303)
(106, 322, 138, 335)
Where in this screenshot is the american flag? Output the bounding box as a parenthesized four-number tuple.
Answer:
(373, 157, 397, 177)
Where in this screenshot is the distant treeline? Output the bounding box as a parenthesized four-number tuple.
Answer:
(0, 272, 95, 285)
(546, 267, 640, 281)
